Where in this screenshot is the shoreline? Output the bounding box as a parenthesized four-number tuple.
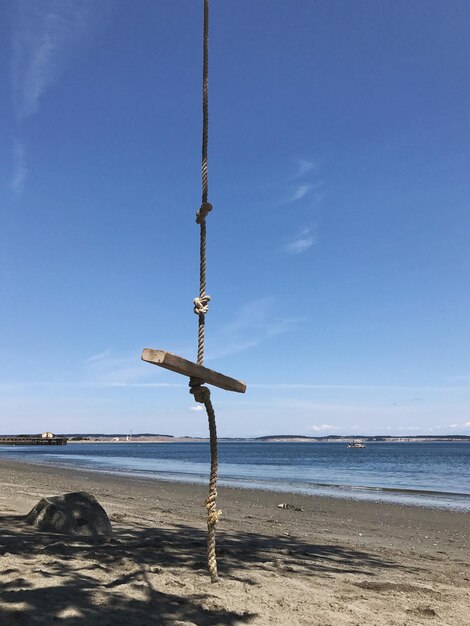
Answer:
(1, 450, 469, 513)
(1, 457, 469, 557)
(1, 458, 469, 624)
(3, 437, 469, 443)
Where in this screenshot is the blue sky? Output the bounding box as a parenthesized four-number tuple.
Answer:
(1, 0, 469, 436)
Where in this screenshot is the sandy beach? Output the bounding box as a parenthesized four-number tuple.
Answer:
(0, 458, 468, 625)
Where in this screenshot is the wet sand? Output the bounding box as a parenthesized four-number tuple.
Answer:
(0, 458, 469, 625)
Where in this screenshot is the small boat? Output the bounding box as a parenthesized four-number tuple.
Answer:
(347, 440, 365, 449)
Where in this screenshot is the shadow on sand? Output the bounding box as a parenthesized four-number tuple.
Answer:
(0, 513, 404, 625)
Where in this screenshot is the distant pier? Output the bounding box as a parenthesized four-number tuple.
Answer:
(0, 436, 67, 446)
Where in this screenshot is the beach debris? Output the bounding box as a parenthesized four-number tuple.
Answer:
(25, 491, 112, 538)
(277, 503, 303, 512)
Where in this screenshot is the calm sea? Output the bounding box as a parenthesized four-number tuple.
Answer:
(1, 442, 469, 511)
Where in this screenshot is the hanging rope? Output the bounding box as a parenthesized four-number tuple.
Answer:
(190, 0, 220, 584)
(189, 380, 221, 583)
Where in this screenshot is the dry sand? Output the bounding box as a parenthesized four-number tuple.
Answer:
(0, 458, 469, 625)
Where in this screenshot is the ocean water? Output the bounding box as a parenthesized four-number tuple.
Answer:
(1, 441, 469, 511)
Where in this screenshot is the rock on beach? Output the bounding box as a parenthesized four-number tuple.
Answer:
(25, 491, 112, 537)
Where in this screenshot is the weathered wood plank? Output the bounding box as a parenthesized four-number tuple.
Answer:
(141, 348, 246, 393)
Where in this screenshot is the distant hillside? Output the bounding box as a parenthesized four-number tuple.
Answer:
(254, 434, 470, 442)
(23, 433, 468, 443)
(64, 433, 174, 438)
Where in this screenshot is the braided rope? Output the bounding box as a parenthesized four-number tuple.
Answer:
(196, 217, 209, 366)
(201, 0, 209, 208)
(190, 382, 221, 582)
(190, 0, 220, 584)
(194, 0, 211, 369)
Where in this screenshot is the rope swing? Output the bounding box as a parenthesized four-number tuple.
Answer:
(189, 0, 220, 584)
(142, 0, 246, 583)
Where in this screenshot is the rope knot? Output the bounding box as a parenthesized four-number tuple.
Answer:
(190, 383, 211, 404)
(193, 294, 211, 316)
(207, 508, 222, 526)
(196, 201, 213, 224)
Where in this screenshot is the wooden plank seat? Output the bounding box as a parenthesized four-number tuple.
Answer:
(141, 348, 246, 393)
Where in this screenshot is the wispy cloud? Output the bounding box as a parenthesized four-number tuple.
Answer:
(290, 183, 326, 208)
(10, 1, 103, 195)
(440, 421, 470, 430)
(289, 184, 313, 202)
(280, 158, 324, 255)
(294, 158, 317, 178)
(85, 349, 112, 364)
(284, 228, 315, 254)
(85, 350, 152, 386)
(286, 158, 324, 205)
(258, 157, 324, 209)
(11, 139, 28, 194)
(309, 423, 338, 432)
(250, 383, 470, 391)
(87, 382, 184, 389)
(12, 1, 96, 120)
(190, 406, 204, 412)
(207, 297, 301, 360)
(433, 422, 470, 430)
